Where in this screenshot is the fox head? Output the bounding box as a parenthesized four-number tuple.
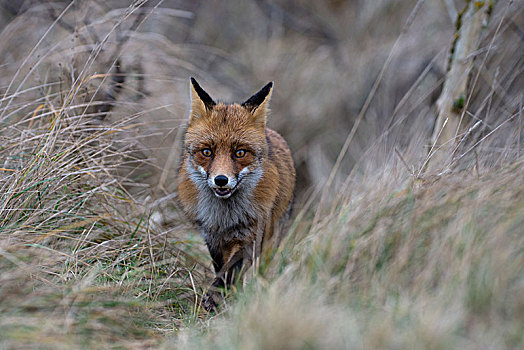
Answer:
(184, 78, 273, 199)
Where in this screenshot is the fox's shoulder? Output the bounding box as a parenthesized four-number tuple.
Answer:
(265, 128, 291, 156)
(265, 128, 294, 174)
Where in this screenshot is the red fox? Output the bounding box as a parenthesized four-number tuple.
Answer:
(177, 78, 296, 310)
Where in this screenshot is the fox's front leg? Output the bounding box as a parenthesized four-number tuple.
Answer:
(203, 241, 252, 311)
(202, 215, 267, 311)
(203, 240, 224, 311)
(205, 240, 224, 277)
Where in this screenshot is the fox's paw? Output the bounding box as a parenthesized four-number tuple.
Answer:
(203, 291, 221, 312)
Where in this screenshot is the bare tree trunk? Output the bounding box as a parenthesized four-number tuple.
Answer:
(426, 0, 493, 173)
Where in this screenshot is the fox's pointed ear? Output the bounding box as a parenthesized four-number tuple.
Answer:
(189, 77, 216, 123)
(242, 82, 273, 128)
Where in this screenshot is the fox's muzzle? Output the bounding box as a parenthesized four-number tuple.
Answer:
(208, 174, 238, 199)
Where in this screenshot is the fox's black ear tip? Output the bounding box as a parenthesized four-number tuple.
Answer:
(258, 81, 273, 96)
(241, 81, 274, 110)
(189, 77, 216, 108)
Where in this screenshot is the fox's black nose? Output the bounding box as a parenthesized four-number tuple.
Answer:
(214, 175, 229, 187)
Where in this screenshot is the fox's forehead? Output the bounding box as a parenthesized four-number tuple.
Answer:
(207, 103, 253, 124)
(186, 103, 265, 148)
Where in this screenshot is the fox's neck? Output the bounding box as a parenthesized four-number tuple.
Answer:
(195, 186, 258, 238)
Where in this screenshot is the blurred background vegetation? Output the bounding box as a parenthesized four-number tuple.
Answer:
(0, 0, 522, 348)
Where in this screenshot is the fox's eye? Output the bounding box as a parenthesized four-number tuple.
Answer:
(201, 149, 212, 157)
(235, 149, 246, 158)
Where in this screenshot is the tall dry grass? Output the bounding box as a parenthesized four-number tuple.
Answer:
(0, 0, 522, 348)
